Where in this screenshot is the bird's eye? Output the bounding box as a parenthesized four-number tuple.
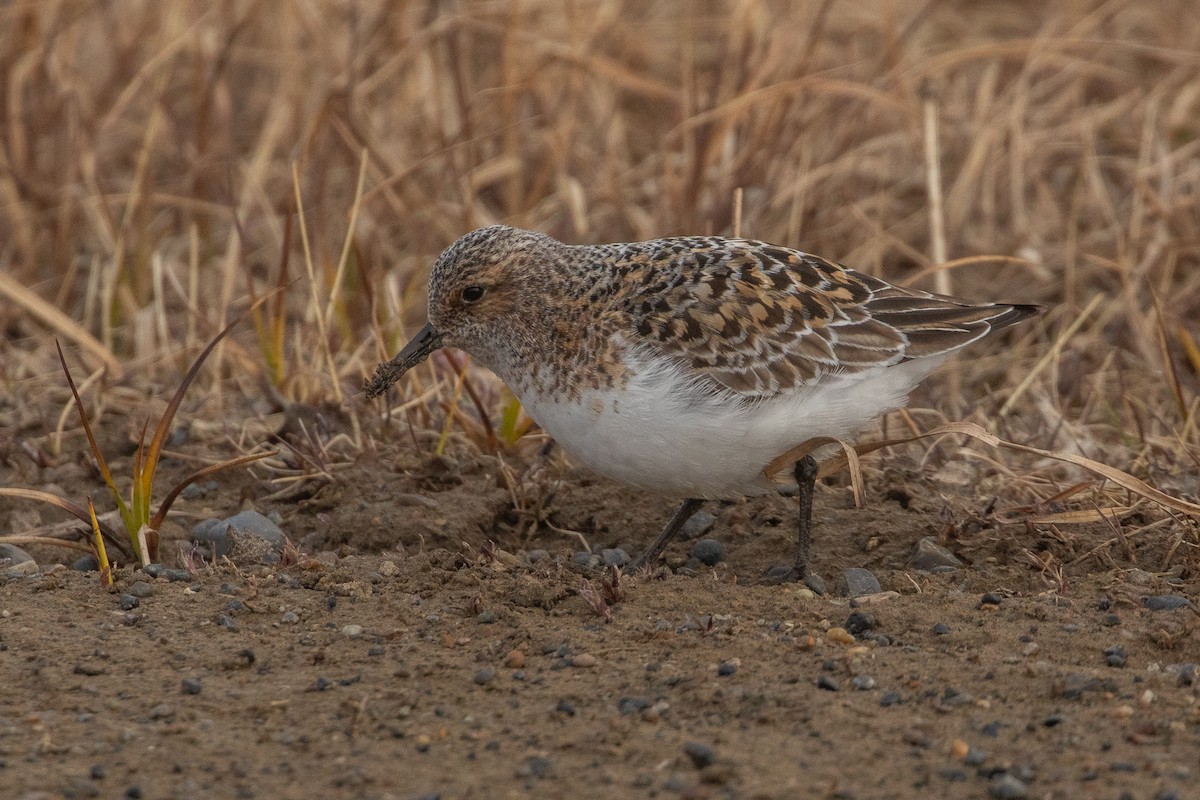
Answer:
(461, 285, 485, 303)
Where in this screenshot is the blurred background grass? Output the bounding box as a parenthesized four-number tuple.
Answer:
(0, 0, 1197, 499)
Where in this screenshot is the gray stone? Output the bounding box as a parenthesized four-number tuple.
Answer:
(71, 555, 99, 572)
(683, 742, 716, 769)
(1143, 595, 1193, 611)
(0, 544, 36, 565)
(128, 581, 154, 598)
(838, 567, 882, 597)
(679, 510, 716, 540)
(600, 548, 630, 567)
(989, 774, 1028, 799)
(690, 538, 726, 566)
(909, 537, 962, 571)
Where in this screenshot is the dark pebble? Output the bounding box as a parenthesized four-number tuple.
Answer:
(1143, 595, 1192, 611)
(989, 774, 1028, 799)
(817, 675, 840, 691)
(717, 661, 737, 677)
(117, 594, 140, 611)
(1111, 762, 1137, 773)
(164, 569, 192, 582)
(1042, 713, 1064, 727)
(680, 510, 716, 540)
(1104, 645, 1128, 668)
(1154, 791, 1181, 800)
(981, 592, 1003, 606)
(683, 742, 716, 769)
(981, 721, 1002, 737)
(368, 645, 386, 657)
(1172, 663, 1196, 687)
(845, 611, 876, 635)
(142, 563, 167, 578)
(71, 555, 99, 572)
(932, 622, 951, 635)
(965, 748, 988, 766)
(90, 765, 105, 780)
(473, 668, 495, 685)
(690, 539, 726, 566)
(1058, 674, 1118, 700)
(128, 581, 153, 598)
(880, 691, 902, 707)
(225, 599, 246, 613)
(1101, 613, 1121, 626)
(618, 696, 651, 715)
(839, 567, 881, 597)
(125, 787, 143, 799)
(803, 574, 827, 595)
(314, 676, 332, 691)
(555, 699, 576, 716)
(216, 614, 237, 630)
(180, 678, 202, 695)
(573, 551, 601, 570)
(517, 756, 551, 779)
(476, 610, 496, 624)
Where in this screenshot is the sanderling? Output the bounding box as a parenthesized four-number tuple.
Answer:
(366, 225, 1040, 579)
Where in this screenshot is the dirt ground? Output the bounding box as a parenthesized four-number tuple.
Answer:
(1, 410, 1197, 800)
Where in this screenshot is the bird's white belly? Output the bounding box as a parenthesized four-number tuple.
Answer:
(514, 350, 945, 499)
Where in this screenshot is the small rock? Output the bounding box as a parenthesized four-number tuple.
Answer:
(1043, 713, 1064, 727)
(909, 538, 962, 571)
(1104, 645, 1127, 668)
(118, 594, 140, 611)
(517, 755, 551, 779)
(475, 610, 496, 624)
(690, 539, 726, 566)
(573, 551, 601, 570)
(932, 622, 951, 635)
(826, 627, 856, 645)
(1143, 595, 1193, 611)
(618, 696, 651, 715)
(600, 548, 630, 567)
(216, 614, 237, 630)
(341, 624, 364, 637)
(280, 611, 299, 624)
(0, 544, 36, 566)
(839, 567, 882, 597)
(180, 678, 202, 695)
(163, 568, 192, 582)
(127, 581, 154, 599)
(851, 675, 876, 691)
(817, 675, 840, 691)
(880, 691, 902, 707)
(570, 653, 597, 668)
(473, 668, 495, 685)
(980, 592, 1004, 606)
(504, 649, 526, 669)
(717, 661, 738, 677)
(555, 699, 576, 716)
(683, 742, 716, 769)
(803, 574, 827, 595)
(378, 560, 400, 577)
(526, 549, 549, 564)
(989, 774, 1028, 799)
(844, 611, 876, 635)
(680, 511, 716, 540)
(71, 554, 100, 572)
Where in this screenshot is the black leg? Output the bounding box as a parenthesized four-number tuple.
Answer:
(793, 455, 819, 578)
(627, 498, 705, 572)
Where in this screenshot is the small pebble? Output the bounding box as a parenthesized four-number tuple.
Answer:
(851, 675, 876, 691)
(1143, 595, 1192, 611)
(216, 614, 237, 630)
(817, 675, 839, 691)
(476, 610, 496, 624)
(690, 539, 726, 566)
(989, 774, 1028, 799)
(1104, 645, 1127, 668)
(517, 756, 551, 779)
(932, 622, 950, 635)
(280, 611, 299, 624)
(473, 668, 495, 685)
(1043, 713, 1064, 727)
(180, 678, 202, 695)
(600, 548, 630, 567)
(378, 560, 400, 577)
(880, 691, 902, 707)
(909, 538, 962, 571)
(844, 611, 876, 635)
(717, 661, 738, 677)
(683, 742, 716, 769)
(839, 567, 882, 597)
(618, 696, 651, 715)
(526, 549, 549, 563)
(555, 699, 576, 716)
(680, 511, 716, 539)
(341, 624, 364, 637)
(118, 594, 140, 611)
(826, 627, 855, 645)
(803, 574, 826, 595)
(980, 592, 1004, 606)
(570, 653, 597, 668)
(504, 649, 526, 669)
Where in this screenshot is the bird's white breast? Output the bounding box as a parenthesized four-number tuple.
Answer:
(514, 346, 947, 499)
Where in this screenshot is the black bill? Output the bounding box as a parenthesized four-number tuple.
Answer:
(362, 322, 444, 399)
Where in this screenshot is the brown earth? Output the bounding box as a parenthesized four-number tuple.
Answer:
(2, 412, 1197, 800)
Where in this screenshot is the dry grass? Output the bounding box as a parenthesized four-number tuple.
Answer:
(0, 1, 1197, 537)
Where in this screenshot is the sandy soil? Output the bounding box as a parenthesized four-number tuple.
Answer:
(1, 413, 1197, 800)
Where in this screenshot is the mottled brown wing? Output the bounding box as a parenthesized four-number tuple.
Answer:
(618, 238, 1037, 399)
